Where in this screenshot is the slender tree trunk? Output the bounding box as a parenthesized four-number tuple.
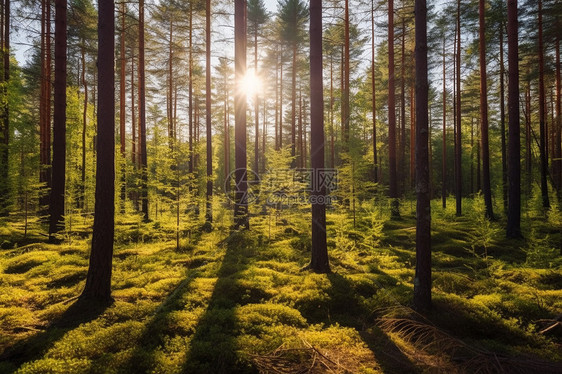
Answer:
(0, 0, 9, 214)
(81, 0, 115, 302)
(81, 43, 88, 211)
(410, 85, 415, 188)
(455, 0, 462, 216)
(168, 19, 173, 147)
(298, 89, 303, 167)
(342, 0, 350, 147)
(224, 74, 230, 191)
(371, 0, 378, 183)
(279, 59, 283, 149)
(275, 53, 279, 150)
(303, 98, 307, 167)
(234, 0, 248, 229)
(291, 43, 296, 163)
(506, 0, 521, 238)
(477, 119, 481, 192)
(309, 0, 329, 273)
(138, 0, 148, 220)
(39, 0, 51, 211)
(414, 0, 431, 312)
(330, 55, 335, 169)
(131, 51, 136, 166)
(205, 0, 212, 223)
(262, 86, 267, 172)
(399, 17, 406, 195)
(538, 0, 549, 208)
(254, 25, 259, 174)
(479, 0, 494, 219)
(499, 18, 507, 214)
(188, 4, 193, 174)
(525, 78, 531, 197)
(442, 37, 447, 208)
(553, 33, 562, 196)
(119, 3, 126, 211)
(388, 0, 399, 218)
(49, 0, 67, 237)
(470, 117, 474, 194)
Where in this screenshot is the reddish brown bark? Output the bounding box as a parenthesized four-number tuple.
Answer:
(81, 0, 115, 301)
(49, 0, 67, 237)
(309, 0, 329, 273)
(414, 0, 431, 312)
(234, 0, 248, 229)
(506, 0, 521, 238)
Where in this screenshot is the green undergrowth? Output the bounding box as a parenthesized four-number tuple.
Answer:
(0, 197, 560, 373)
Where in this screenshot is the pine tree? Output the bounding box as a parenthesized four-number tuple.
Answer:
(49, 0, 67, 238)
(81, 0, 115, 302)
(308, 0, 329, 273)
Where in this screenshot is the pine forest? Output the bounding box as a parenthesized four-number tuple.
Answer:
(0, 0, 561, 372)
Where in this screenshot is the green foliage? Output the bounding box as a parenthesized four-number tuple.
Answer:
(1, 200, 561, 372)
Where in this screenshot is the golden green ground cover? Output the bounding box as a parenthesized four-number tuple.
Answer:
(0, 197, 561, 373)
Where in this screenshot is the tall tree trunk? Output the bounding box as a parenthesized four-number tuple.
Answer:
(262, 86, 266, 172)
(0, 0, 9, 215)
(470, 117, 474, 194)
(254, 23, 259, 174)
(49, 0, 67, 237)
(399, 17, 406, 195)
(479, 0, 494, 219)
(506, 0, 521, 238)
(205, 0, 212, 223)
(224, 74, 230, 190)
(410, 84, 415, 188)
(525, 77, 531, 197)
(275, 53, 279, 150)
(388, 0, 399, 218)
(168, 19, 173, 147)
(234, 0, 248, 229)
(119, 3, 126, 211)
(477, 119, 481, 192)
(414, 0, 431, 312)
(499, 17, 507, 214)
(81, 43, 88, 211)
(291, 43, 296, 163)
(342, 0, 350, 148)
(131, 50, 136, 166)
(538, 0, 550, 208)
(442, 37, 447, 208)
(279, 59, 283, 149)
(188, 4, 193, 174)
(455, 0, 462, 216)
(81, 0, 115, 302)
(39, 0, 51, 211)
(309, 0, 329, 273)
(371, 0, 378, 183)
(555, 33, 561, 196)
(330, 55, 335, 169)
(298, 89, 303, 167)
(138, 0, 148, 220)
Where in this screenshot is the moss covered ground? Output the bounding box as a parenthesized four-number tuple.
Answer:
(0, 197, 561, 373)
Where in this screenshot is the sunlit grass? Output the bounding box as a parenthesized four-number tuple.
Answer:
(0, 198, 560, 373)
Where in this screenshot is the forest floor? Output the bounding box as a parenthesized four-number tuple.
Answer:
(0, 197, 561, 373)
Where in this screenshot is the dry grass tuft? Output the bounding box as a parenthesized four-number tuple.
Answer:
(377, 306, 561, 374)
(251, 338, 359, 374)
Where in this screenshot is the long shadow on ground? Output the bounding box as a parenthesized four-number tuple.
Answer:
(0, 298, 109, 373)
(325, 273, 420, 374)
(182, 231, 259, 374)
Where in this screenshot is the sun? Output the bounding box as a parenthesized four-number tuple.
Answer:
(242, 69, 263, 98)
